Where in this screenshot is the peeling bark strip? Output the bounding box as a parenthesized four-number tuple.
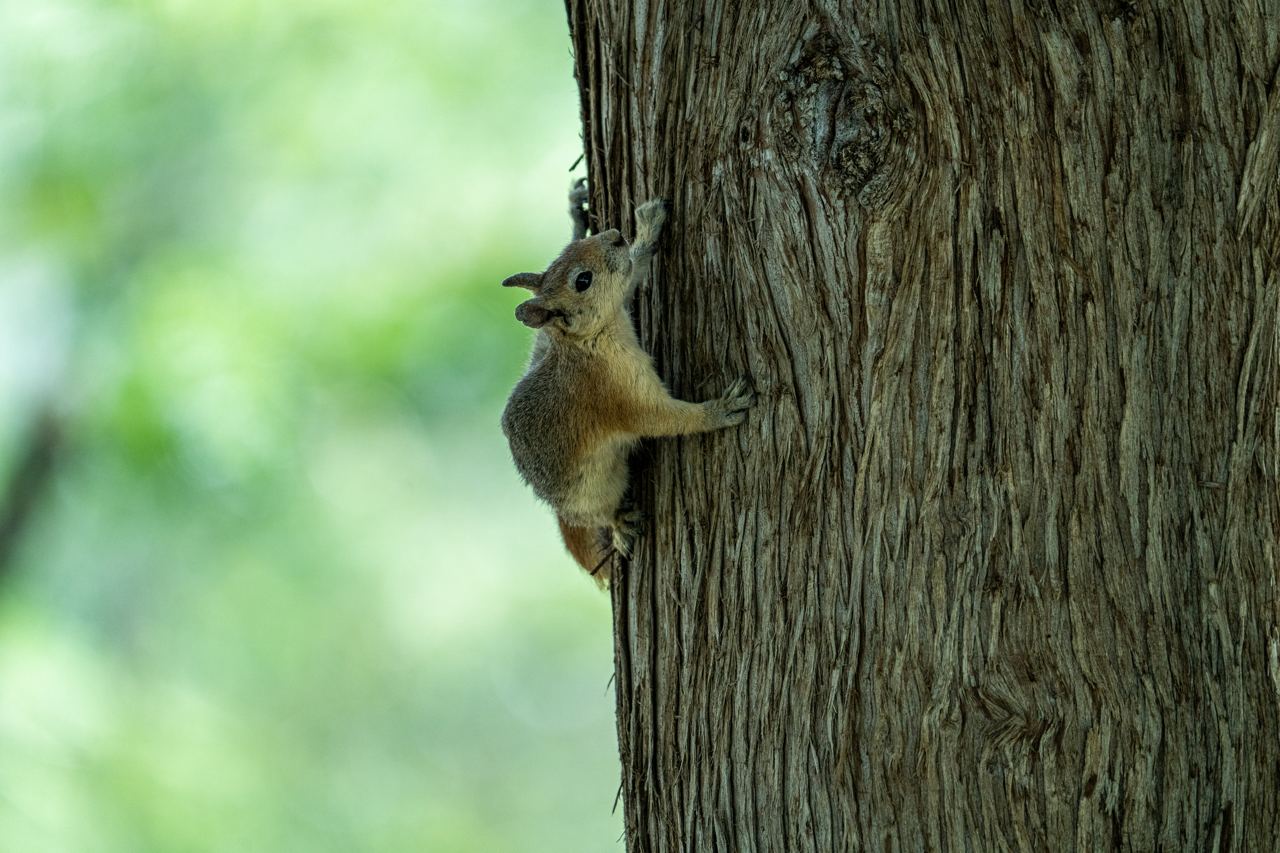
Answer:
(567, 2, 1279, 850)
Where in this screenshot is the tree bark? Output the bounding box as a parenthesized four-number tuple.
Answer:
(567, 2, 1279, 849)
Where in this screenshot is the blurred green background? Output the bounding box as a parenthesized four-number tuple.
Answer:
(0, 1, 622, 850)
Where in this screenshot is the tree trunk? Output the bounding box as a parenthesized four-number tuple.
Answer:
(566, 1, 1278, 849)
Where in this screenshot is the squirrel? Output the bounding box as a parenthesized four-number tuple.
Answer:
(500, 180, 756, 584)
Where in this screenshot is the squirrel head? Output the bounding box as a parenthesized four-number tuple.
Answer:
(502, 229, 633, 339)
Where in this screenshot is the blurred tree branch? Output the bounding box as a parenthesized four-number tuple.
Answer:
(0, 409, 63, 579)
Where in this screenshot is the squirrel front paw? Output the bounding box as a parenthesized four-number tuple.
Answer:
(633, 198, 668, 245)
(570, 177, 589, 208)
(569, 177, 589, 240)
(706, 377, 756, 429)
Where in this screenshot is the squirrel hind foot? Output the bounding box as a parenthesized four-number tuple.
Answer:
(610, 508, 645, 557)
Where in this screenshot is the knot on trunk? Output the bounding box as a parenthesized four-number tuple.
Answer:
(770, 29, 919, 210)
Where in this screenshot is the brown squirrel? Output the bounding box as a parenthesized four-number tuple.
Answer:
(501, 181, 755, 583)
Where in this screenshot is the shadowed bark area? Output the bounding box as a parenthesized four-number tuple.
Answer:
(567, 1, 1279, 849)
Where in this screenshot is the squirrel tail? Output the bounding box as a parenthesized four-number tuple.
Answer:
(557, 516, 612, 585)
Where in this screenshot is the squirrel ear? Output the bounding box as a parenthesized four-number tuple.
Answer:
(502, 272, 542, 291)
(515, 299, 552, 329)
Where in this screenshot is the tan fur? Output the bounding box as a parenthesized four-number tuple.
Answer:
(501, 190, 755, 584)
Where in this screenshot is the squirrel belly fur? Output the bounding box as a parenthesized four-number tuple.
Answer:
(500, 181, 755, 585)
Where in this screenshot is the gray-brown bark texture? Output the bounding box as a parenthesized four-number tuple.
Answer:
(566, 1, 1279, 850)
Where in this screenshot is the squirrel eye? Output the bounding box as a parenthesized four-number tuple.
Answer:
(574, 271, 593, 292)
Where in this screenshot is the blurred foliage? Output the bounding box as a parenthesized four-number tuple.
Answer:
(0, 0, 622, 850)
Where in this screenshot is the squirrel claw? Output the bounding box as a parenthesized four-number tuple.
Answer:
(724, 376, 756, 409)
